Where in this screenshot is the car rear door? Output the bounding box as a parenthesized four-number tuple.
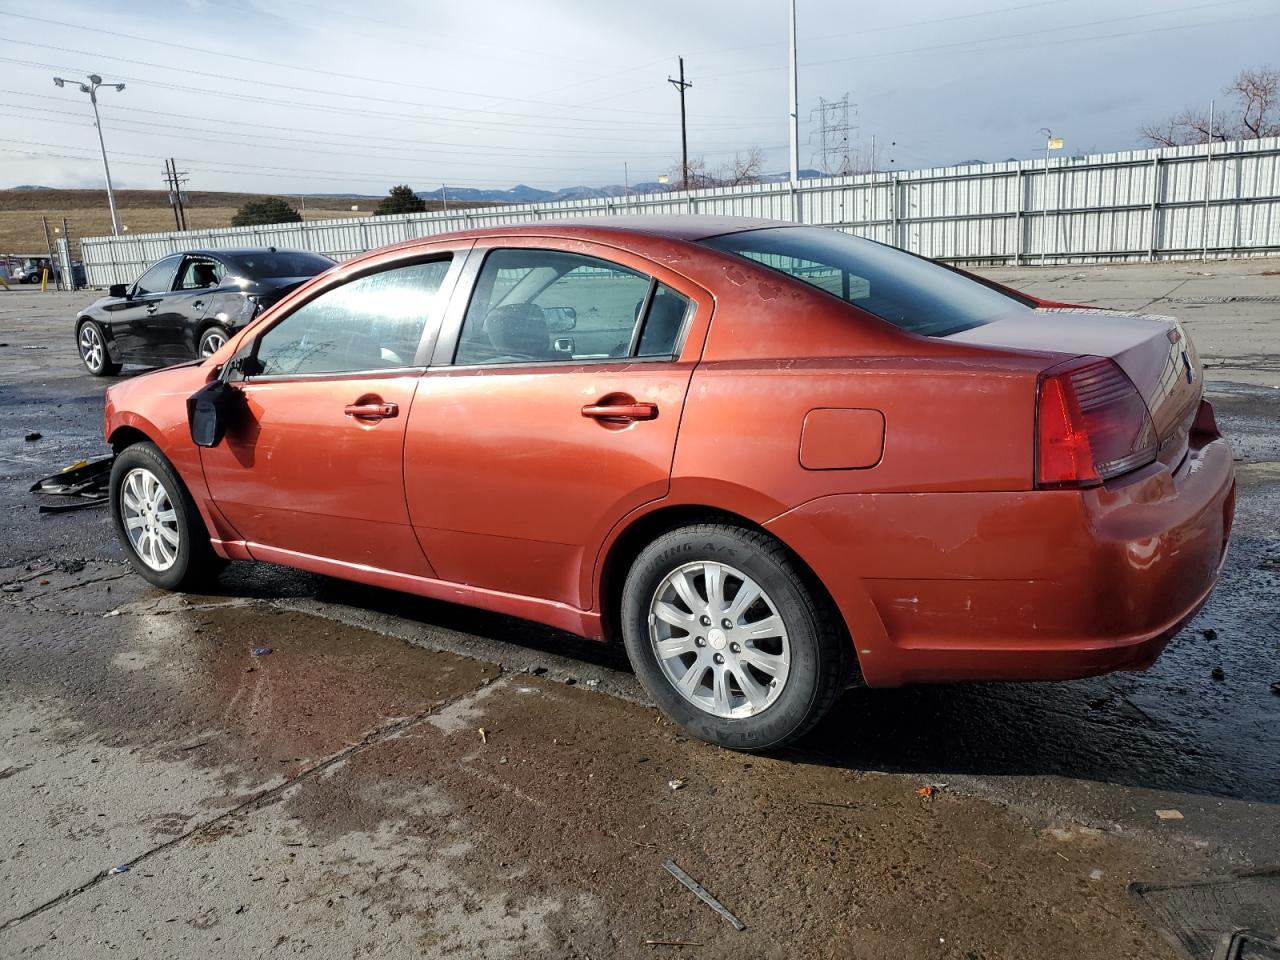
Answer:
(164, 255, 225, 360)
(198, 250, 468, 575)
(403, 237, 711, 609)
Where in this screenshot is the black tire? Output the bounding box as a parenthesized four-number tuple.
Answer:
(76, 320, 121, 376)
(620, 522, 852, 751)
(110, 442, 225, 591)
(197, 325, 231, 360)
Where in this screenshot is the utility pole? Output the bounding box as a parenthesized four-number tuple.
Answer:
(53, 74, 125, 236)
(163, 158, 189, 230)
(668, 56, 692, 190)
(441, 184, 449, 214)
(788, 0, 800, 186)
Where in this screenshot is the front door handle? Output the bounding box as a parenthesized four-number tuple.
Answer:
(192, 300, 204, 310)
(145, 302, 158, 315)
(344, 401, 399, 421)
(581, 401, 658, 422)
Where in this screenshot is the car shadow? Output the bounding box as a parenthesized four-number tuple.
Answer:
(219, 561, 1280, 808)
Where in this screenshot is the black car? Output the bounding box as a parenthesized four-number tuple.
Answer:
(74, 248, 334, 376)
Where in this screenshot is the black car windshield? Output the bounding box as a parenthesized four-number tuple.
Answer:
(223, 251, 334, 280)
(701, 227, 1030, 337)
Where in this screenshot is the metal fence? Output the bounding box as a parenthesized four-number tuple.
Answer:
(80, 136, 1280, 286)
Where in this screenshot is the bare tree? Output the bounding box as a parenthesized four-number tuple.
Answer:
(665, 147, 766, 190)
(1140, 66, 1280, 146)
(717, 147, 765, 186)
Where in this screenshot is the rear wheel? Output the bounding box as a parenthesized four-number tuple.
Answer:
(621, 522, 851, 751)
(110, 442, 224, 591)
(198, 325, 230, 359)
(77, 320, 121, 376)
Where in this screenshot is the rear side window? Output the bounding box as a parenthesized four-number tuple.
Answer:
(225, 251, 335, 280)
(254, 258, 451, 375)
(454, 249, 689, 365)
(701, 227, 1028, 337)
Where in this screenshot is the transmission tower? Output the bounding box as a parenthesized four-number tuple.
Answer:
(811, 94, 853, 176)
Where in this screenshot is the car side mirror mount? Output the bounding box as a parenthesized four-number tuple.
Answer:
(186, 380, 244, 448)
(108, 283, 128, 298)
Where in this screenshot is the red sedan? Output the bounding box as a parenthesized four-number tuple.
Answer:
(102, 217, 1235, 750)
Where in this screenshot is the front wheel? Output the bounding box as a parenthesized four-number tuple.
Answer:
(110, 443, 224, 591)
(77, 320, 121, 376)
(198, 325, 231, 359)
(621, 523, 852, 751)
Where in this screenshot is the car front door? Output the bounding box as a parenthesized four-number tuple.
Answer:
(404, 239, 709, 608)
(199, 251, 467, 576)
(105, 255, 182, 362)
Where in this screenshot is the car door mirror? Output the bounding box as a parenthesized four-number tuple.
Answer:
(542, 306, 577, 332)
(108, 283, 128, 298)
(186, 380, 244, 448)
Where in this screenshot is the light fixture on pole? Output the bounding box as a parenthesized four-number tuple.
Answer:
(53, 74, 126, 236)
(1039, 128, 1063, 265)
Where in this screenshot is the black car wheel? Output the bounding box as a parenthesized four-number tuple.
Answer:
(77, 320, 121, 376)
(198, 325, 231, 359)
(621, 522, 852, 751)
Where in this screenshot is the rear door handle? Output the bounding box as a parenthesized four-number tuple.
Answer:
(145, 302, 158, 315)
(192, 300, 205, 310)
(581, 401, 658, 422)
(344, 401, 399, 421)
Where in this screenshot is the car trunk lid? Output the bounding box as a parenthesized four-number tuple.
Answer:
(948, 307, 1203, 470)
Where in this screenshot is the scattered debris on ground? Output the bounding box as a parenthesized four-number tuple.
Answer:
(1211, 667, 1227, 681)
(29, 456, 113, 512)
(24, 432, 41, 441)
(1155, 810, 1185, 821)
(668, 778, 686, 791)
(662, 860, 746, 932)
(251, 647, 273, 657)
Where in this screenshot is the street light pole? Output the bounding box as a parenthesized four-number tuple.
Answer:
(1038, 127, 1063, 265)
(53, 74, 125, 236)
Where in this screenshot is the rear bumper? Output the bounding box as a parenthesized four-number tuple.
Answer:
(764, 431, 1235, 687)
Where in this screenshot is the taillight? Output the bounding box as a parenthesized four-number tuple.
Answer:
(1036, 356, 1157, 488)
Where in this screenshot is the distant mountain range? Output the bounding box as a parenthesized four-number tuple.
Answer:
(417, 170, 827, 205)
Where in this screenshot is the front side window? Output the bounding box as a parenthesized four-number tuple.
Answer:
(455, 249, 689, 365)
(177, 257, 225, 290)
(701, 227, 1029, 337)
(133, 257, 180, 296)
(254, 258, 451, 376)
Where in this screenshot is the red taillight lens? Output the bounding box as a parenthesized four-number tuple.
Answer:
(1036, 357, 1157, 488)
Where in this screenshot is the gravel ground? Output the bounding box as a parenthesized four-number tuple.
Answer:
(1, 262, 1277, 959)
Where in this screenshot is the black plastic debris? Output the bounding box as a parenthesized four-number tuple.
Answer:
(24, 432, 41, 442)
(1211, 667, 1227, 681)
(30, 456, 113, 512)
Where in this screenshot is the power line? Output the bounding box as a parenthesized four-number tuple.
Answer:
(0, 37, 772, 133)
(0, 10, 779, 124)
(701, 0, 1270, 82)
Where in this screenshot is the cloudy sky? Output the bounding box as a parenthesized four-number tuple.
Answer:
(1, 0, 1276, 195)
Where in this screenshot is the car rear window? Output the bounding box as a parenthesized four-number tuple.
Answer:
(700, 227, 1029, 337)
(224, 251, 334, 279)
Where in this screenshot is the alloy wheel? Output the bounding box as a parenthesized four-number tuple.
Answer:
(647, 560, 791, 719)
(200, 330, 227, 357)
(120, 467, 180, 572)
(79, 324, 104, 372)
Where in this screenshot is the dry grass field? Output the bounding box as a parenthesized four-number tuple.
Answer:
(0, 189, 457, 258)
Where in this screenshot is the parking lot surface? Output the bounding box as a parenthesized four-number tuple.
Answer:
(1, 260, 1278, 958)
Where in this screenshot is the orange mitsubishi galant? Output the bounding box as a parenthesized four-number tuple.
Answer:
(103, 216, 1235, 750)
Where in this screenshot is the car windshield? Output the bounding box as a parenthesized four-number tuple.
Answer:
(701, 227, 1030, 337)
(223, 251, 334, 280)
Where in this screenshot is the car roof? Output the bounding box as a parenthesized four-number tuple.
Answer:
(176, 247, 328, 260)
(388, 215, 797, 249)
